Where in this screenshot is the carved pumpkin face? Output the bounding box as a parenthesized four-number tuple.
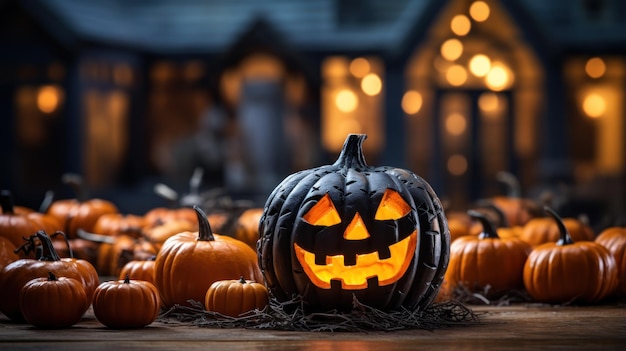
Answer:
(259, 134, 450, 312)
(294, 189, 417, 290)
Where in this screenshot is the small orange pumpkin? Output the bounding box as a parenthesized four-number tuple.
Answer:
(523, 208, 618, 304)
(205, 277, 269, 317)
(443, 210, 531, 297)
(92, 275, 161, 329)
(153, 206, 263, 309)
(46, 174, 118, 239)
(20, 272, 89, 329)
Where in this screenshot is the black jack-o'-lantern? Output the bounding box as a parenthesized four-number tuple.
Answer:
(258, 134, 450, 312)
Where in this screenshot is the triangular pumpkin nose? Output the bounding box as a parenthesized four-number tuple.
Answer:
(343, 213, 370, 240)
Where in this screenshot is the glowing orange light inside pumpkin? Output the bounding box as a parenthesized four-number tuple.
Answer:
(295, 189, 418, 290)
(375, 188, 412, 220)
(344, 213, 370, 240)
(294, 232, 417, 290)
(303, 193, 341, 226)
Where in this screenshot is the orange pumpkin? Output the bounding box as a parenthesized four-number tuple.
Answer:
(0, 231, 99, 321)
(92, 276, 161, 329)
(205, 277, 269, 317)
(153, 206, 263, 308)
(444, 210, 531, 297)
(46, 174, 118, 239)
(20, 272, 89, 329)
(523, 208, 618, 304)
(595, 227, 626, 296)
(92, 213, 145, 238)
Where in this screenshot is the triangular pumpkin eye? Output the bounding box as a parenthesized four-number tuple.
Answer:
(375, 189, 412, 220)
(303, 193, 341, 226)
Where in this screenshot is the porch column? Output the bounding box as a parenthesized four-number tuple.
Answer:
(381, 62, 406, 169)
(538, 61, 573, 185)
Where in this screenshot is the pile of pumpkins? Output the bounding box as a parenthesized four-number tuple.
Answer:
(1, 152, 625, 330)
(0, 184, 268, 329)
(440, 191, 625, 304)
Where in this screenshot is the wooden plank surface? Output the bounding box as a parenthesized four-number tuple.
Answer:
(1, 304, 625, 350)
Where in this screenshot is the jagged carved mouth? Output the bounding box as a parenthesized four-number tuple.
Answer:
(294, 231, 417, 290)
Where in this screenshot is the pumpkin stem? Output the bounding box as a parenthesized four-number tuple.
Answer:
(496, 171, 521, 198)
(194, 205, 215, 241)
(48, 271, 58, 281)
(51, 231, 74, 258)
(468, 210, 500, 239)
(62, 173, 87, 202)
(36, 231, 62, 261)
(38, 190, 55, 213)
(333, 134, 368, 170)
(473, 202, 510, 228)
(0, 190, 15, 214)
(124, 274, 131, 284)
(238, 276, 246, 284)
(76, 228, 116, 244)
(544, 206, 574, 246)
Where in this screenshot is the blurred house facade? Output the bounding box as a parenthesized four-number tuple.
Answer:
(1, 0, 624, 222)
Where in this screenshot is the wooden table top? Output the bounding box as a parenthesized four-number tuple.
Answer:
(1, 304, 625, 350)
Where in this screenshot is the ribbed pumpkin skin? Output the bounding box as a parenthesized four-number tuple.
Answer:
(445, 234, 531, 295)
(523, 209, 618, 304)
(153, 207, 263, 309)
(524, 242, 617, 303)
(595, 227, 626, 295)
(20, 273, 89, 329)
(205, 278, 269, 317)
(258, 134, 449, 312)
(92, 277, 160, 329)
